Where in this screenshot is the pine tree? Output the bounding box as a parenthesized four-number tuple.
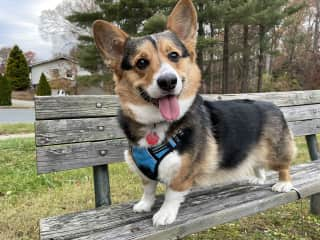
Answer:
(37, 73, 52, 96)
(67, 0, 175, 73)
(5, 45, 30, 90)
(0, 75, 12, 106)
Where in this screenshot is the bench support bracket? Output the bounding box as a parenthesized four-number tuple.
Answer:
(306, 134, 320, 215)
(93, 165, 111, 207)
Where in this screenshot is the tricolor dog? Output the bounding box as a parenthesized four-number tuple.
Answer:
(93, 0, 296, 226)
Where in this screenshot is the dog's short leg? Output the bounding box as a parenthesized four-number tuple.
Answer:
(152, 187, 188, 226)
(133, 180, 157, 213)
(272, 168, 293, 192)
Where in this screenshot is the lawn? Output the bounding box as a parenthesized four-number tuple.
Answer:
(0, 127, 319, 239)
(0, 123, 34, 135)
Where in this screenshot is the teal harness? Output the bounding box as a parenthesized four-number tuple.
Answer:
(130, 133, 183, 181)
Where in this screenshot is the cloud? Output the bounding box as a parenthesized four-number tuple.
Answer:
(0, 0, 63, 60)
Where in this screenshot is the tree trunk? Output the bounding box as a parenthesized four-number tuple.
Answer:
(197, 3, 206, 93)
(314, 0, 320, 53)
(257, 24, 265, 92)
(241, 25, 249, 92)
(222, 24, 229, 93)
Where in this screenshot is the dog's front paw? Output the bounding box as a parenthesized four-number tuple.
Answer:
(272, 181, 293, 192)
(133, 200, 153, 213)
(152, 205, 178, 226)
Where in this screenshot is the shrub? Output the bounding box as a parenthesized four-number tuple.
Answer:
(36, 73, 51, 96)
(5, 45, 30, 90)
(0, 75, 12, 106)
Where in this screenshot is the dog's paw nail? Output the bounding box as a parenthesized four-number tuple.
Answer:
(272, 181, 293, 192)
(133, 201, 153, 212)
(152, 208, 177, 226)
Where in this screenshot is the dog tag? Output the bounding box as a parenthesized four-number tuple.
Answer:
(146, 132, 159, 146)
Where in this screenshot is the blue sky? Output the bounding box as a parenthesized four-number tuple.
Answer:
(0, 0, 63, 60)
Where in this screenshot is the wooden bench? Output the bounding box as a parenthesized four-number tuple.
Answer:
(35, 90, 320, 240)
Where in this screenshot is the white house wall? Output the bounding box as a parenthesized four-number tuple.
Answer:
(31, 59, 77, 85)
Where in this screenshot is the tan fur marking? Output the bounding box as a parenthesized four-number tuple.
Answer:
(278, 169, 291, 182)
(169, 154, 199, 192)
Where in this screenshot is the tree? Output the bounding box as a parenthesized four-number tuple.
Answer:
(0, 75, 11, 106)
(5, 45, 30, 90)
(37, 73, 52, 96)
(39, 0, 99, 56)
(24, 51, 37, 65)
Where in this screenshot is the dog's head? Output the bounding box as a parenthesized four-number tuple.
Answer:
(93, 0, 201, 124)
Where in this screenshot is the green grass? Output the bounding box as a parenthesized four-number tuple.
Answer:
(0, 136, 319, 240)
(0, 123, 34, 135)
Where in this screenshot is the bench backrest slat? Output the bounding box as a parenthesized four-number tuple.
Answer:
(35, 90, 320, 174)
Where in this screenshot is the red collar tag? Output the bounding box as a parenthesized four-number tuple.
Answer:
(146, 132, 159, 146)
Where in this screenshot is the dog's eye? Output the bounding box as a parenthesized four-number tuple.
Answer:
(136, 58, 149, 70)
(168, 52, 180, 62)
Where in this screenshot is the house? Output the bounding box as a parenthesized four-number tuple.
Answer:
(30, 56, 90, 94)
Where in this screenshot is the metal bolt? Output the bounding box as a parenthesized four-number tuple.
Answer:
(97, 126, 105, 131)
(96, 102, 102, 108)
(99, 150, 108, 156)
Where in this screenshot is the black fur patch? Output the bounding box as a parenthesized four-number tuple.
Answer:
(204, 99, 267, 169)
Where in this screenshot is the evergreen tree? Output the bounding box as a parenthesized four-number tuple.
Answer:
(5, 45, 30, 90)
(37, 73, 52, 96)
(68, 0, 175, 73)
(0, 75, 12, 106)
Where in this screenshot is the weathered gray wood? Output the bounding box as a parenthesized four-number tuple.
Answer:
(39, 160, 320, 240)
(35, 95, 120, 120)
(35, 117, 124, 146)
(281, 104, 320, 122)
(35, 117, 320, 174)
(288, 119, 320, 136)
(93, 165, 111, 208)
(305, 134, 320, 215)
(35, 90, 320, 120)
(203, 90, 320, 106)
(36, 139, 128, 174)
(34, 104, 320, 147)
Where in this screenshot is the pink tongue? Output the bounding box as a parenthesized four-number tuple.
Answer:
(158, 96, 180, 121)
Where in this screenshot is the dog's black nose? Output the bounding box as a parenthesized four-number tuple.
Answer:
(157, 74, 177, 91)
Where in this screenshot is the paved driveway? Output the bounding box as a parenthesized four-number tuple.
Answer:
(0, 109, 35, 123)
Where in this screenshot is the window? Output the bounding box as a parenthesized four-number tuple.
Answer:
(66, 69, 73, 78)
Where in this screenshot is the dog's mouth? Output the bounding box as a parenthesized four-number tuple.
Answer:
(138, 87, 180, 121)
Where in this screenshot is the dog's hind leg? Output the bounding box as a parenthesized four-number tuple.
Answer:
(272, 168, 293, 192)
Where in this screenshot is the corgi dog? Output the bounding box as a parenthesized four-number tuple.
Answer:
(93, 0, 296, 227)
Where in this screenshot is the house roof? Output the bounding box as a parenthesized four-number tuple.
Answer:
(30, 56, 77, 68)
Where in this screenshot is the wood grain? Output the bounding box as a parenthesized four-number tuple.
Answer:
(36, 139, 128, 174)
(39, 160, 320, 240)
(35, 90, 320, 120)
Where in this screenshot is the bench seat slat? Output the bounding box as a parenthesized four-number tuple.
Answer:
(35, 91, 320, 120)
(39, 160, 320, 240)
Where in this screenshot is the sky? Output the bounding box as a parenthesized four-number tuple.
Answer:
(0, 0, 63, 61)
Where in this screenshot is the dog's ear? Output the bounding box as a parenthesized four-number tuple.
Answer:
(167, 0, 198, 45)
(93, 20, 128, 69)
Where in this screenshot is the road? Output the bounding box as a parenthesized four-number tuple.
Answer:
(0, 109, 35, 123)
